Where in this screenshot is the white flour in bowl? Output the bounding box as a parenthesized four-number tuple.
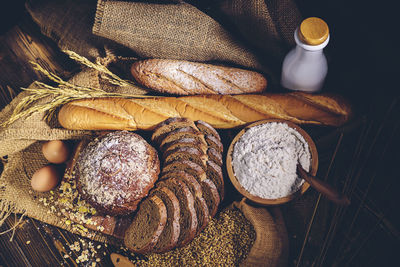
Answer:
(232, 122, 311, 199)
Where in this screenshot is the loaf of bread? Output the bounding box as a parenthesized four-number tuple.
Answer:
(73, 131, 160, 216)
(60, 118, 223, 252)
(131, 59, 267, 95)
(59, 139, 133, 239)
(152, 118, 223, 249)
(58, 92, 352, 130)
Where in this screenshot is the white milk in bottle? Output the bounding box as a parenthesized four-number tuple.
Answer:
(281, 17, 330, 92)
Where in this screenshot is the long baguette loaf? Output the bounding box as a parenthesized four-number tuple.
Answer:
(130, 59, 267, 95)
(58, 92, 352, 130)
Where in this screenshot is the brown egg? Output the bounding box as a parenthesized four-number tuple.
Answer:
(31, 165, 60, 192)
(42, 140, 70, 164)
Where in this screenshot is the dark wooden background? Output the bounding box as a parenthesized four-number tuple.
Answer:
(1, 1, 399, 266)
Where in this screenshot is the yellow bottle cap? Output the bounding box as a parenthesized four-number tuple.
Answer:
(298, 17, 329, 46)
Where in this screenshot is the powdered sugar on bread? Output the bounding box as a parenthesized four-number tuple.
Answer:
(232, 122, 311, 199)
(75, 131, 159, 215)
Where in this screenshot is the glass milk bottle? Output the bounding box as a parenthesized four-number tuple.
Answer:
(281, 17, 330, 92)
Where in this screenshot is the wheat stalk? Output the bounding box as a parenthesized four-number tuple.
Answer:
(63, 50, 139, 87)
(1, 54, 151, 127)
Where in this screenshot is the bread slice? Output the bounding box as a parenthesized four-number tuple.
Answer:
(161, 171, 210, 234)
(113, 217, 134, 240)
(150, 187, 181, 253)
(161, 160, 207, 182)
(195, 120, 221, 141)
(207, 147, 223, 166)
(159, 130, 207, 152)
(163, 146, 207, 170)
(162, 137, 208, 156)
(204, 134, 224, 154)
(151, 117, 196, 145)
(206, 160, 225, 201)
(157, 178, 197, 247)
(200, 179, 220, 217)
(155, 126, 197, 147)
(124, 195, 167, 253)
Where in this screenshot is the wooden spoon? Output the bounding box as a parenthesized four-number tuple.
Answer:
(297, 164, 350, 206)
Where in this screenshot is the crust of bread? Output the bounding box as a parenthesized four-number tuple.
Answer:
(58, 93, 352, 131)
(131, 59, 267, 95)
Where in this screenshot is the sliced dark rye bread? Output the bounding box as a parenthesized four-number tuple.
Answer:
(195, 120, 221, 141)
(161, 160, 207, 182)
(150, 187, 181, 253)
(124, 195, 167, 254)
(204, 134, 224, 154)
(162, 137, 208, 156)
(163, 146, 207, 170)
(207, 147, 223, 166)
(159, 130, 207, 152)
(161, 163, 219, 218)
(160, 171, 210, 234)
(152, 117, 197, 145)
(200, 178, 220, 217)
(195, 121, 224, 202)
(206, 160, 225, 201)
(156, 178, 198, 248)
(195, 120, 223, 162)
(156, 126, 198, 146)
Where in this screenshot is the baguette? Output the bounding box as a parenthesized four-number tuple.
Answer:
(58, 93, 352, 130)
(130, 59, 267, 95)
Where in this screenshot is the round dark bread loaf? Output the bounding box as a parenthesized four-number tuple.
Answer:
(150, 187, 181, 253)
(157, 178, 198, 248)
(74, 131, 160, 216)
(160, 171, 210, 234)
(124, 195, 167, 253)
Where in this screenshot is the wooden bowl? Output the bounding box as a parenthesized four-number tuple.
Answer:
(226, 119, 318, 206)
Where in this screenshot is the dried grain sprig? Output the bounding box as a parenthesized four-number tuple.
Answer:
(1, 61, 151, 127)
(63, 50, 139, 87)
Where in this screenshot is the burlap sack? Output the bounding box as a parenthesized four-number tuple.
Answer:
(235, 200, 288, 267)
(0, 0, 306, 265)
(27, 0, 302, 87)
